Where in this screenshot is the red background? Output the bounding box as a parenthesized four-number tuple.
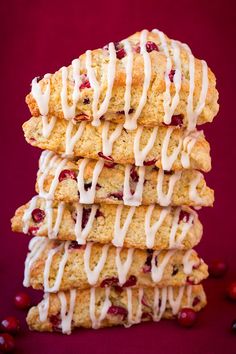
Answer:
(1, 0, 235, 353)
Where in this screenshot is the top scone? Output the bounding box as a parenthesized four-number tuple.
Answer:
(26, 29, 219, 131)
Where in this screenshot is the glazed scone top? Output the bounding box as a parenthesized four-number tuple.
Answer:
(26, 29, 219, 131)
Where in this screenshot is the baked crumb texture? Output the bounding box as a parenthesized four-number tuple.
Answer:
(12, 28, 219, 333)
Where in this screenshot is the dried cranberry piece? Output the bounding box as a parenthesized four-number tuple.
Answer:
(79, 75, 91, 90)
(36, 76, 43, 83)
(142, 254, 152, 273)
(107, 305, 128, 319)
(68, 241, 85, 250)
(186, 277, 195, 285)
(104, 161, 116, 168)
(192, 296, 200, 307)
(178, 210, 190, 223)
(116, 108, 134, 114)
(123, 275, 137, 287)
(28, 226, 39, 236)
(116, 48, 126, 59)
(164, 114, 183, 127)
(130, 166, 139, 182)
(73, 114, 90, 122)
(141, 296, 151, 308)
(84, 182, 92, 191)
(49, 314, 61, 332)
(109, 192, 123, 200)
(172, 265, 179, 276)
(83, 98, 90, 104)
(143, 159, 157, 166)
(98, 152, 114, 162)
(95, 209, 104, 218)
(31, 208, 45, 223)
(59, 169, 77, 182)
(82, 208, 91, 228)
(169, 69, 176, 83)
(146, 41, 159, 52)
(100, 277, 119, 288)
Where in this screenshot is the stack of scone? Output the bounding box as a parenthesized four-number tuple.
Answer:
(11, 29, 218, 334)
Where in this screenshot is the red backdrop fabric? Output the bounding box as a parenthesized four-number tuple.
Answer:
(1, 0, 235, 353)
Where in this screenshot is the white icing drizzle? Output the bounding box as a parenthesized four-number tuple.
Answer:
(38, 293, 50, 322)
(22, 196, 39, 233)
(77, 159, 104, 204)
(157, 170, 182, 206)
(113, 205, 135, 247)
(60, 59, 81, 119)
(101, 121, 123, 156)
(133, 126, 158, 166)
(84, 243, 109, 285)
(123, 165, 145, 206)
(124, 30, 151, 130)
(161, 127, 182, 171)
(123, 39, 133, 128)
(151, 250, 176, 282)
(185, 44, 209, 132)
(144, 205, 170, 248)
(74, 204, 98, 244)
(43, 241, 69, 292)
(181, 132, 198, 168)
(189, 172, 204, 204)
(65, 121, 86, 156)
(31, 74, 51, 116)
(86, 43, 116, 127)
(152, 30, 182, 124)
(42, 116, 57, 138)
(168, 286, 185, 315)
(38, 151, 67, 200)
(153, 287, 167, 321)
(126, 288, 144, 326)
(183, 250, 196, 275)
(23, 237, 48, 287)
(168, 208, 194, 248)
(44, 200, 65, 239)
(58, 289, 76, 334)
(89, 287, 111, 329)
(115, 248, 134, 285)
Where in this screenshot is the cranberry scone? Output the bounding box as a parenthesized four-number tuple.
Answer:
(24, 237, 208, 292)
(36, 151, 214, 207)
(23, 117, 211, 172)
(12, 196, 203, 250)
(27, 285, 206, 333)
(26, 29, 219, 131)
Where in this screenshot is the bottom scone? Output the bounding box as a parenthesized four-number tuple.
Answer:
(27, 284, 206, 334)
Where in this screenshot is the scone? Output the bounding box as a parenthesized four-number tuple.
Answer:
(27, 285, 207, 333)
(35, 151, 214, 207)
(26, 29, 219, 131)
(23, 237, 208, 292)
(12, 196, 203, 250)
(23, 117, 211, 172)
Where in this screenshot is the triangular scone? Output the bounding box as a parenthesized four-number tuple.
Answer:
(27, 285, 206, 333)
(24, 237, 208, 292)
(35, 151, 214, 207)
(26, 29, 219, 130)
(11, 197, 202, 250)
(23, 117, 211, 172)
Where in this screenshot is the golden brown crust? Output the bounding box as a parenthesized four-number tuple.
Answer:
(23, 117, 211, 172)
(27, 285, 207, 332)
(26, 239, 208, 291)
(12, 197, 202, 250)
(35, 155, 214, 206)
(26, 30, 219, 128)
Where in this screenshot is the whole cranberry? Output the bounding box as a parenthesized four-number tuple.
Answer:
(0, 316, 20, 334)
(31, 208, 45, 223)
(177, 308, 197, 327)
(14, 292, 31, 310)
(227, 281, 236, 301)
(209, 259, 228, 278)
(231, 319, 236, 334)
(0, 333, 15, 352)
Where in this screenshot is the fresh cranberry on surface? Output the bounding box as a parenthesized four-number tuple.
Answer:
(0, 333, 15, 352)
(0, 316, 20, 334)
(227, 281, 236, 301)
(209, 259, 228, 278)
(59, 169, 77, 182)
(31, 208, 45, 223)
(177, 308, 197, 327)
(14, 292, 31, 310)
